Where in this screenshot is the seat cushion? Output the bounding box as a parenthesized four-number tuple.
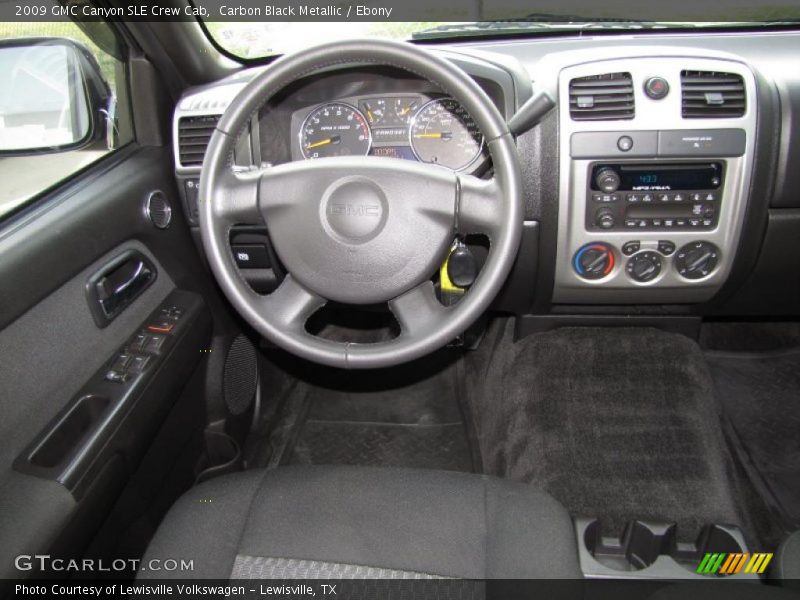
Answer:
(140, 466, 581, 579)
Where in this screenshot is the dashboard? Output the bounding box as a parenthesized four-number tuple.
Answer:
(172, 30, 800, 317)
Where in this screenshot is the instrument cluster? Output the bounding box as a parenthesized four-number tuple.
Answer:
(291, 94, 486, 172)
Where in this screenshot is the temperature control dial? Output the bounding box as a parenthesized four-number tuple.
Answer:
(626, 251, 662, 283)
(573, 243, 615, 280)
(675, 241, 720, 280)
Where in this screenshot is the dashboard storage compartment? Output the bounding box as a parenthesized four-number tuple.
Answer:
(576, 518, 757, 579)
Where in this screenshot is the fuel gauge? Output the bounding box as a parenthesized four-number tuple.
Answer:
(361, 99, 386, 126)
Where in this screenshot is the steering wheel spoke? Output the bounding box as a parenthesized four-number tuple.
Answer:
(389, 281, 450, 337)
(260, 275, 327, 331)
(457, 173, 503, 238)
(207, 168, 263, 226)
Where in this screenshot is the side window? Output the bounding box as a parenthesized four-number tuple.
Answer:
(0, 20, 132, 218)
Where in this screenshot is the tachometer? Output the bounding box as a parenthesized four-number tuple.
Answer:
(300, 102, 371, 159)
(409, 98, 483, 171)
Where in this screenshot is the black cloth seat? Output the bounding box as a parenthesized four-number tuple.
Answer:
(140, 466, 581, 579)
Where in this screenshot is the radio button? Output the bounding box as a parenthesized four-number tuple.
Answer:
(625, 219, 638, 228)
(704, 192, 717, 202)
(689, 218, 702, 227)
(673, 193, 686, 202)
(703, 219, 714, 227)
(658, 193, 670, 203)
(641, 194, 654, 203)
(691, 193, 703, 202)
(627, 194, 641, 203)
(651, 219, 663, 227)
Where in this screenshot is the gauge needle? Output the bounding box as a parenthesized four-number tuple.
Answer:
(400, 105, 414, 115)
(414, 132, 452, 140)
(306, 135, 340, 149)
(367, 110, 374, 122)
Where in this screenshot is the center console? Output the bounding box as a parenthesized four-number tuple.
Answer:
(554, 54, 757, 304)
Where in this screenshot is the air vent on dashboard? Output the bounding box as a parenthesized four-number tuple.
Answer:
(681, 71, 745, 118)
(178, 115, 221, 167)
(569, 72, 634, 121)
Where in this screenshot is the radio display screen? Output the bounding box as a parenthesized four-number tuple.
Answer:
(592, 163, 723, 191)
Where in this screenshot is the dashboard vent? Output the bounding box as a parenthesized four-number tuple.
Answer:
(569, 72, 634, 121)
(178, 115, 220, 167)
(681, 71, 746, 118)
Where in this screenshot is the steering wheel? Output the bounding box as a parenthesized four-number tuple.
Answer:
(199, 39, 522, 369)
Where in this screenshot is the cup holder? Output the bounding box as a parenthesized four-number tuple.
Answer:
(195, 431, 242, 484)
(578, 518, 750, 579)
(584, 519, 675, 571)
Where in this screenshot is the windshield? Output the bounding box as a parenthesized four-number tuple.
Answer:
(203, 17, 800, 60)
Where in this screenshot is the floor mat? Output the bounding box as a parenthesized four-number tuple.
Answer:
(247, 351, 475, 473)
(464, 323, 745, 540)
(707, 347, 800, 532)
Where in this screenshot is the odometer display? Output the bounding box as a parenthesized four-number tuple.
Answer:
(300, 103, 371, 159)
(409, 98, 483, 171)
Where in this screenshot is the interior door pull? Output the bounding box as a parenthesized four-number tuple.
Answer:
(86, 250, 156, 327)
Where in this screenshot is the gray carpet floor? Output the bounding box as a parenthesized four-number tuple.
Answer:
(707, 348, 800, 532)
(464, 323, 745, 540)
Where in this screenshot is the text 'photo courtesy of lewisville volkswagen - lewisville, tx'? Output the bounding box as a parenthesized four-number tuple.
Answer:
(0, 0, 799, 598)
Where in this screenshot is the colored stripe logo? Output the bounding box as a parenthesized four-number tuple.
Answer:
(696, 553, 773, 575)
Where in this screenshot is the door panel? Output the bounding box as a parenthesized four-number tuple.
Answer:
(0, 146, 215, 578)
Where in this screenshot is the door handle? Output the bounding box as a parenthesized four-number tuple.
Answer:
(86, 250, 156, 327)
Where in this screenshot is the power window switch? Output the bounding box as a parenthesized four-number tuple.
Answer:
(110, 353, 131, 372)
(128, 332, 149, 352)
(128, 354, 151, 373)
(144, 334, 166, 354)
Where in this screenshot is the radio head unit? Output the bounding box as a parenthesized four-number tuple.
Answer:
(587, 162, 724, 231)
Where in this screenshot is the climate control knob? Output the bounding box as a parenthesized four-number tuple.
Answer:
(573, 243, 615, 280)
(674, 241, 720, 280)
(626, 251, 662, 283)
(595, 168, 621, 193)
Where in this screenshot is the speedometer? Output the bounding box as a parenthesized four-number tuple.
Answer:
(409, 98, 483, 171)
(300, 102, 371, 159)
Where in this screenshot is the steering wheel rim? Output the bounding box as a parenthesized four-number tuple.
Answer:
(199, 39, 522, 369)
